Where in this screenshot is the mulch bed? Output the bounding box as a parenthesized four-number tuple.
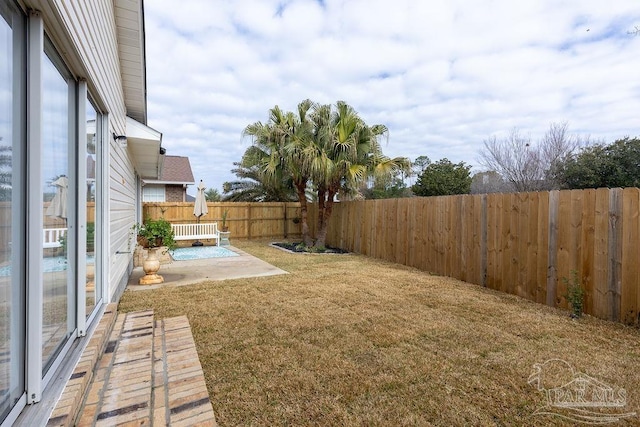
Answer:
(271, 241, 349, 254)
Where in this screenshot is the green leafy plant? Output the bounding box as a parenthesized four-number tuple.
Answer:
(563, 270, 585, 318)
(86, 222, 95, 252)
(135, 217, 176, 250)
(58, 222, 94, 254)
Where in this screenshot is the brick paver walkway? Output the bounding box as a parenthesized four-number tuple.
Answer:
(47, 306, 216, 426)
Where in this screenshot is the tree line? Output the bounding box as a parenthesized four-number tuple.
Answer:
(476, 122, 640, 193)
(216, 112, 640, 203)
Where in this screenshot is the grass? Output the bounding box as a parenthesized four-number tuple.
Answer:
(119, 239, 640, 426)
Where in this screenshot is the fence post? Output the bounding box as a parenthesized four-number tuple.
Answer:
(546, 190, 559, 307)
(247, 203, 252, 239)
(283, 202, 288, 239)
(608, 188, 623, 321)
(481, 194, 487, 287)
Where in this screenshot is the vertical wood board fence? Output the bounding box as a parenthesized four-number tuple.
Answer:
(141, 192, 640, 326)
(142, 202, 303, 240)
(308, 189, 640, 326)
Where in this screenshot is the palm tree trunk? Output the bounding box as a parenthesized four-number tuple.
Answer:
(316, 187, 326, 245)
(315, 187, 336, 248)
(295, 182, 313, 247)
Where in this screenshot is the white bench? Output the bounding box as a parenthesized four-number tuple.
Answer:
(171, 222, 219, 245)
(44, 228, 67, 249)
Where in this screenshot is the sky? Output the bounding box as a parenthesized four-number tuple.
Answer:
(143, 0, 640, 197)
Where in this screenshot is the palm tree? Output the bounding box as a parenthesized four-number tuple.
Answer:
(204, 188, 221, 202)
(222, 146, 297, 202)
(242, 99, 409, 249)
(282, 99, 316, 246)
(309, 101, 410, 248)
(243, 100, 316, 246)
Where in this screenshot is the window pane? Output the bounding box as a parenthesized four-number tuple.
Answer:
(143, 185, 165, 202)
(0, 0, 25, 422)
(85, 100, 98, 316)
(41, 49, 73, 374)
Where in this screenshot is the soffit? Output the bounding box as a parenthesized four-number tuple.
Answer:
(126, 116, 164, 179)
(114, 0, 147, 124)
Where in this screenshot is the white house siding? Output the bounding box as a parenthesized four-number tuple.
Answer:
(33, 1, 125, 125)
(34, 0, 141, 300)
(108, 143, 138, 300)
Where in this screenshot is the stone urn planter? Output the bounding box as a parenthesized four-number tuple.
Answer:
(134, 218, 176, 285)
(85, 263, 95, 292)
(139, 247, 164, 285)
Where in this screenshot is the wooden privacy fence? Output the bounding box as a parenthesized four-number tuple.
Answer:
(308, 189, 640, 326)
(142, 202, 303, 240)
(0, 202, 95, 260)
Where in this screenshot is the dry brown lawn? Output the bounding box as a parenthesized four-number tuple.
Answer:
(119, 239, 640, 426)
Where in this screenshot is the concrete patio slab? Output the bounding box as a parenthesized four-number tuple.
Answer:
(126, 246, 287, 291)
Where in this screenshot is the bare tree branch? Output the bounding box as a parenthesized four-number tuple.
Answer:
(478, 122, 585, 192)
(479, 128, 543, 192)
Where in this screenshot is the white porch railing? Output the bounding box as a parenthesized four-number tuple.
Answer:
(43, 228, 67, 249)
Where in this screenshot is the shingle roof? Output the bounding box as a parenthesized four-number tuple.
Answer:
(159, 155, 195, 184)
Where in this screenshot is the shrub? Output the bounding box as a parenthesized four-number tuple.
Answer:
(135, 217, 176, 250)
(563, 270, 585, 318)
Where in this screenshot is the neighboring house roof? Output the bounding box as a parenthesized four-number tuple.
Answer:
(143, 155, 195, 185)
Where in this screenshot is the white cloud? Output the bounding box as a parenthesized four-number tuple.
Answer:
(144, 0, 640, 193)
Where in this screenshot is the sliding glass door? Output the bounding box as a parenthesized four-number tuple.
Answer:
(41, 44, 75, 376)
(84, 99, 101, 318)
(0, 0, 25, 422)
(1, 4, 106, 423)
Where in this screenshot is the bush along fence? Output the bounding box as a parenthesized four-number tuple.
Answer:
(307, 188, 640, 326)
(142, 202, 303, 241)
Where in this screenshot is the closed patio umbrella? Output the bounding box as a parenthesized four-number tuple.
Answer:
(192, 180, 208, 246)
(46, 175, 69, 221)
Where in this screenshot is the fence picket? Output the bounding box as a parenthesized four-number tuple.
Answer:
(608, 188, 623, 321)
(524, 192, 537, 302)
(536, 192, 549, 305)
(621, 188, 639, 326)
(546, 191, 559, 307)
(580, 189, 596, 315)
(593, 189, 610, 319)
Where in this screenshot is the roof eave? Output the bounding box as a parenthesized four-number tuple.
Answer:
(126, 116, 164, 179)
(142, 180, 196, 186)
(114, 0, 147, 124)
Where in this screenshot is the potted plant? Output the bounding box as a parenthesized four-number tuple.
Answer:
(221, 209, 229, 232)
(135, 217, 176, 285)
(219, 209, 231, 246)
(135, 217, 176, 250)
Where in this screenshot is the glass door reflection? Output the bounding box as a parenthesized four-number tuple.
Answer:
(41, 49, 74, 374)
(0, 0, 25, 421)
(85, 100, 98, 316)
